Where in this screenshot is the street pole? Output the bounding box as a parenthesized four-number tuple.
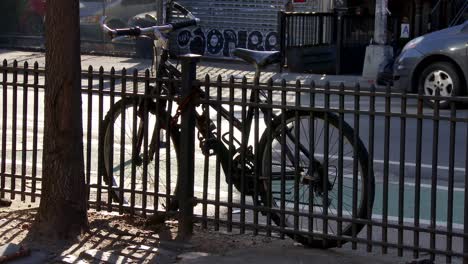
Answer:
(177, 54, 201, 240)
(374, 0, 388, 44)
(156, 0, 165, 25)
(362, 0, 394, 81)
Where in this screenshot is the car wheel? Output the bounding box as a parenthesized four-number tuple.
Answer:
(418, 62, 462, 109)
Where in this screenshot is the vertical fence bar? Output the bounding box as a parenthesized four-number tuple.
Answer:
(294, 80, 301, 238)
(253, 75, 260, 236)
(201, 74, 211, 229)
(118, 68, 127, 214)
(0, 60, 7, 199)
(178, 54, 200, 238)
(97, 66, 104, 211)
(352, 83, 360, 250)
(166, 76, 175, 213)
(429, 89, 440, 261)
(20, 62, 29, 201)
(382, 85, 391, 254)
(227, 75, 235, 233)
(337, 83, 345, 247)
(446, 96, 456, 264)
(307, 81, 315, 244)
(130, 69, 138, 214)
(214, 75, 222, 231)
(367, 84, 376, 252)
(153, 72, 161, 213)
(214, 75, 223, 231)
(31, 62, 39, 202)
(280, 79, 287, 240)
(266, 78, 273, 237)
(240, 76, 247, 234)
(166, 59, 176, 215)
(323, 82, 331, 248)
(141, 69, 150, 217)
(398, 86, 407, 256)
(86, 66, 93, 203)
(11, 60, 18, 200)
(413, 90, 424, 259)
(107, 67, 116, 212)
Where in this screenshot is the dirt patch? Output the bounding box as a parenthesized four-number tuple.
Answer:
(0, 201, 292, 263)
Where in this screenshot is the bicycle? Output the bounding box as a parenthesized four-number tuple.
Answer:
(100, 1, 375, 248)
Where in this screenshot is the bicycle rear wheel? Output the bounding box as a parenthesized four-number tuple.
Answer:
(101, 99, 180, 212)
(258, 111, 374, 248)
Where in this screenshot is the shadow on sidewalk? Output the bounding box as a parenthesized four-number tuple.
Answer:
(0, 206, 184, 263)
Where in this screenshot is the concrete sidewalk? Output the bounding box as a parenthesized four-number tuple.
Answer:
(177, 244, 407, 264)
(0, 48, 377, 88)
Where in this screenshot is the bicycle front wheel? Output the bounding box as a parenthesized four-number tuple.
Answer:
(101, 99, 180, 212)
(258, 111, 374, 248)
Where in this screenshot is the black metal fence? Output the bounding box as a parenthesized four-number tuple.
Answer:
(2, 59, 468, 263)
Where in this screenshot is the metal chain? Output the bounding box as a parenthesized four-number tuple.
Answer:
(170, 89, 199, 128)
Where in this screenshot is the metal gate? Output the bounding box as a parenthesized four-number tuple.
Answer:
(278, 12, 400, 74)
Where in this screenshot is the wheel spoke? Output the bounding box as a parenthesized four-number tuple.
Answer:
(103, 101, 178, 211)
(261, 113, 372, 247)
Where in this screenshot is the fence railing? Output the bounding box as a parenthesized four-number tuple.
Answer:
(1, 58, 468, 263)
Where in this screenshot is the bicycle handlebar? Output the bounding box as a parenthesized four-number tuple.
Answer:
(168, 19, 198, 31)
(114, 27, 141, 37)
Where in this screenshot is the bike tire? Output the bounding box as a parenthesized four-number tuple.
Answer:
(101, 98, 180, 212)
(258, 110, 374, 248)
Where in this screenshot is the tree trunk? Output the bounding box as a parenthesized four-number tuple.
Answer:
(34, 0, 88, 238)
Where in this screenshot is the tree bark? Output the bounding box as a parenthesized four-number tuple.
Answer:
(34, 0, 88, 239)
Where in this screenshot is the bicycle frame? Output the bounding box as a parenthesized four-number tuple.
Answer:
(144, 45, 276, 189)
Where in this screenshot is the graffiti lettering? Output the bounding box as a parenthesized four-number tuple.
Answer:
(177, 28, 278, 57)
(223, 30, 237, 57)
(206, 29, 224, 55)
(247, 31, 264, 51)
(191, 28, 206, 55)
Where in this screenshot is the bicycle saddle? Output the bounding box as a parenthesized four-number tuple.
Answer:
(233, 48, 280, 68)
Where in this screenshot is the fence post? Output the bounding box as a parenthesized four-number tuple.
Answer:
(178, 54, 200, 240)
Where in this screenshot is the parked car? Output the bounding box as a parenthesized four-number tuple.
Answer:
(393, 20, 468, 108)
(80, 0, 157, 40)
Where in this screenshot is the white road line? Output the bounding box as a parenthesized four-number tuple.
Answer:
(315, 153, 466, 173)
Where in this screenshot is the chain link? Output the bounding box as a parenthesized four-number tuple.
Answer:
(170, 89, 199, 128)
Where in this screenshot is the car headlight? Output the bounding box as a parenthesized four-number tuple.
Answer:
(402, 36, 424, 52)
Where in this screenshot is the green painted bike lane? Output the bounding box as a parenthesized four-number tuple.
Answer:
(373, 181, 465, 226)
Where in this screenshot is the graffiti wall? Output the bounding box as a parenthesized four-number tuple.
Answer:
(175, 28, 279, 57)
(168, 0, 333, 58)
